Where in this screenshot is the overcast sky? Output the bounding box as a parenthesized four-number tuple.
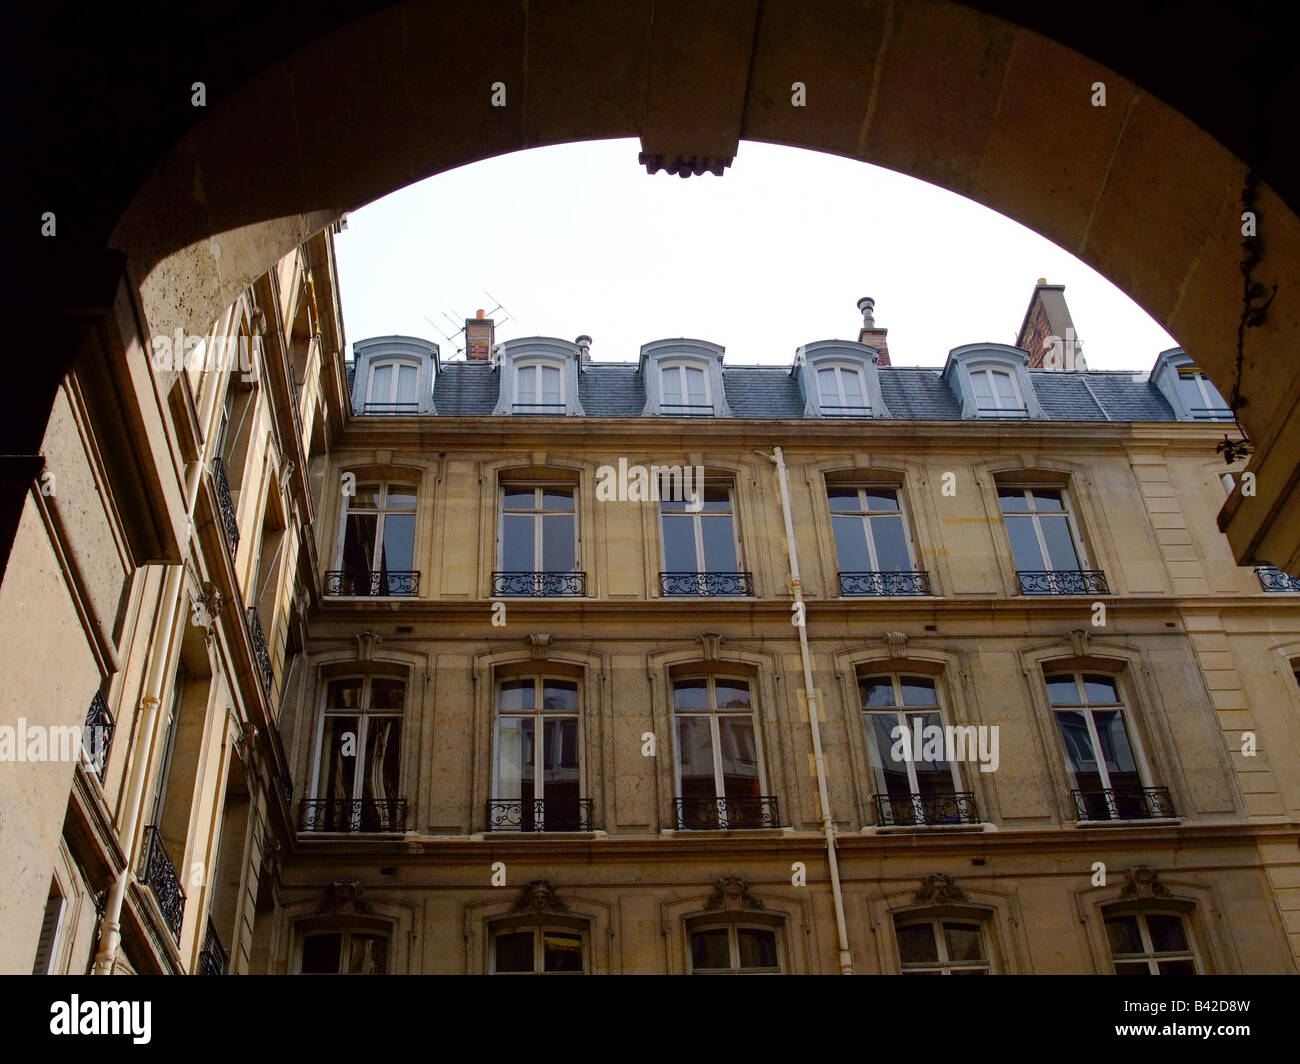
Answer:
(335, 138, 1176, 371)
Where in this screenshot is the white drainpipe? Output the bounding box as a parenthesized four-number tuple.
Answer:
(761, 446, 854, 974)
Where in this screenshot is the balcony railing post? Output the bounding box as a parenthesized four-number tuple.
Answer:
(83, 690, 115, 782)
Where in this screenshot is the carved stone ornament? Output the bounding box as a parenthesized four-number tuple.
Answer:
(700, 633, 723, 662)
(511, 880, 569, 915)
(353, 630, 382, 662)
(234, 720, 260, 761)
(527, 633, 552, 661)
(913, 873, 968, 905)
(1120, 865, 1171, 900)
(883, 631, 908, 657)
(322, 879, 368, 914)
(705, 875, 765, 912)
(1069, 628, 1090, 658)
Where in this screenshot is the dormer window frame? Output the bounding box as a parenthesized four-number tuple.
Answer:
(795, 341, 889, 419)
(492, 338, 585, 417)
(1150, 348, 1234, 422)
(351, 336, 438, 416)
(640, 339, 731, 418)
(942, 344, 1045, 420)
(365, 358, 421, 415)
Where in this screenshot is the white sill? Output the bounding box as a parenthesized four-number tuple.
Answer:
(1073, 817, 1181, 828)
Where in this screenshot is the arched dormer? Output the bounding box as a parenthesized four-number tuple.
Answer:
(351, 335, 438, 415)
(941, 343, 1045, 420)
(1150, 348, 1234, 421)
(492, 337, 585, 417)
(793, 339, 890, 419)
(640, 339, 731, 418)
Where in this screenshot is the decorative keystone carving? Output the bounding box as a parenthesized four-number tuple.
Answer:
(322, 879, 368, 914)
(527, 634, 552, 660)
(883, 631, 908, 657)
(705, 875, 765, 912)
(353, 630, 382, 662)
(913, 873, 967, 905)
(1120, 865, 1171, 900)
(511, 880, 569, 915)
(1069, 629, 1090, 658)
(700, 633, 723, 661)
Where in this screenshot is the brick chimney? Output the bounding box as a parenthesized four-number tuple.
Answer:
(856, 297, 891, 366)
(465, 309, 495, 361)
(1017, 279, 1082, 369)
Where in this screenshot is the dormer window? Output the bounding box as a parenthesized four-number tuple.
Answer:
(1175, 364, 1232, 421)
(969, 366, 1027, 417)
(817, 365, 869, 417)
(942, 344, 1043, 420)
(366, 360, 419, 414)
(661, 362, 712, 416)
(516, 362, 564, 415)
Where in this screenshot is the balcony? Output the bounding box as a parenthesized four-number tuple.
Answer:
(246, 606, 273, 693)
(839, 570, 932, 596)
(1016, 569, 1109, 595)
(674, 796, 781, 830)
(140, 826, 186, 943)
(211, 457, 239, 555)
(1071, 787, 1175, 822)
(82, 690, 115, 782)
(660, 571, 753, 597)
(1255, 565, 1300, 592)
(298, 798, 408, 833)
(491, 571, 586, 597)
(486, 798, 594, 832)
(874, 792, 980, 827)
(197, 916, 227, 975)
(324, 570, 420, 597)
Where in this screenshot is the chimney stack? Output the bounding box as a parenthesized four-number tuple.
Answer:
(1017, 280, 1083, 370)
(465, 308, 495, 361)
(856, 296, 891, 366)
(576, 335, 592, 362)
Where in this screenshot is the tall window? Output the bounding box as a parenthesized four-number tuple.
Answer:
(301, 929, 388, 974)
(830, 486, 927, 595)
(495, 486, 582, 596)
(859, 674, 974, 826)
(333, 481, 417, 596)
(998, 486, 1103, 594)
(1175, 365, 1232, 420)
(660, 485, 749, 596)
(491, 677, 583, 831)
(516, 362, 563, 413)
(688, 923, 781, 974)
(365, 360, 418, 413)
(1105, 911, 1198, 974)
(817, 365, 869, 416)
(895, 917, 990, 974)
(661, 363, 711, 415)
(492, 925, 585, 973)
(1046, 672, 1165, 820)
(672, 676, 773, 829)
(970, 366, 1026, 416)
(310, 676, 405, 832)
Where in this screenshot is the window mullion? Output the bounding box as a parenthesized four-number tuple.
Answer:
(1082, 705, 1111, 792)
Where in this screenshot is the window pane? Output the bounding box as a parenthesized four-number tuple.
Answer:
(494, 931, 534, 973)
(1055, 711, 1099, 785)
(676, 716, 715, 799)
(897, 924, 939, 964)
(502, 514, 535, 571)
(860, 677, 897, 709)
(1045, 674, 1081, 705)
(371, 364, 392, 401)
(866, 713, 912, 800)
(543, 489, 574, 511)
(672, 679, 709, 711)
(1146, 915, 1188, 953)
(832, 515, 871, 571)
(541, 513, 575, 571)
(839, 370, 864, 405)
(718, 716, 760, 799)
(662, 367, 682, 405)
(1156, 959, 1197, 975)
(1105, 915, 1143, 956)
(993, 371, 1018, 404)
(498, 679, 535, 711)
(1004, 515, 1046, 570)
(865, 489, 899, 512)
(827, 487, 862, 513)
(971, 372, 994, 404)
(542, 718, 580, 801)
(318, 715, 359, 800)
(943, 923, 985, 963)
(691, 929, 730, 970)
(543, 680, 579, 711)
(1083, 675, 1119, 704)
(351, 483, 382, 509)
(900, 678, 937, 706)
(379, 513, 415, 572)
(1031, 489, 1064, 511)
(342, 513, 378, 571)
(817, 368, 838, 404)
(1114, 961, 1153, 975)
(685, 367, 707, 404)
(714, 680, 751, 709)
(301, 933, 343, 974)
(998, 488, 1029, 513)
(701, 487, 732, 512)
(396, 364, 417, 404)
(327, 679, 364, 710)
(360, 718, 401, 806)
(910, 711, 955, 791)
(369, 678, 406, 710)
(738, 929, 777, 969)
(1092, 710, 1139, 784)
(385, 487, 417, 511)
(502, 489, 535, 510)
(495, 717, 535, 801)
(517, 366, 536, 404)
(701, 516, 738, 571)
(870, 514, 912, 571)
(541, 365, 562, 403)
(1039, 515, 1081, 570)
(661, 514, 697, 571)
(543, 931, 584, 973)
(348, 934, 387, 975)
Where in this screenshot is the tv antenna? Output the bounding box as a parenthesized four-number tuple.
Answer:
(424, 292, 518, 360)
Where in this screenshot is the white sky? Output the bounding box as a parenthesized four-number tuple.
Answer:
(335, 138, 1177, 371)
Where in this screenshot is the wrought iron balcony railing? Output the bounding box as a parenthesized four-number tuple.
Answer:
(82, 690, 115, 783)
(280, 767, 294, 805)
(197, 916, 227, 975)
(1071, 787, 1175, 821)
(874, 792, 980, 827)
(1189, 406, 1235, 421)
(491, 571, 587, 597)
(324, 570, 420, 597)
(486, 798, 594, 832)
(660, 571, 753, 597)
(298, 798, 408, 833)
(512, 402, 566, 415)
(819, 405, 872, 418)
(362, 401, 420, 415)
(660, 403, 715, 416)
(1256, 566, 1300, 592)
(140, 825, 186, 943)
(975, 405, 1030, 418)
(1016, 569, 1109, 595)
(839, 570, 932, 596)
(246, 606, 273, 693)
(674, 796, 781, 830)
(211, 457, 239, 555)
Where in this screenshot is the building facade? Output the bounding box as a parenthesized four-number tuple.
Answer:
(4, 236, 1299, 974)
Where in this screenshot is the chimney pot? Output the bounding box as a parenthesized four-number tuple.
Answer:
(476, 308, 486, 319)
(857, 296, 876, 328)
(575, 335, 592, 361)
